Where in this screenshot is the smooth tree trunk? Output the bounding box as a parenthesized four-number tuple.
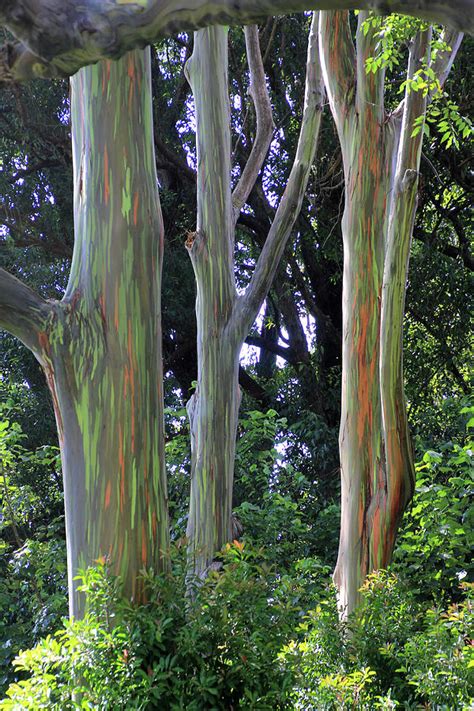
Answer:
(184, 27, 241, 575)
(185, 17, 325, 576)
(319, 11, 461, 615)
(1, 0, 472, 80)
(0, 48, 170, 618)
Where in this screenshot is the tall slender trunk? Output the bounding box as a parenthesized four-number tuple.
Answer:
(184, 27, 241, 576)
(185, 17, 325, 575)
(0, 49, 170, 618)
(319, 11, 461, 615)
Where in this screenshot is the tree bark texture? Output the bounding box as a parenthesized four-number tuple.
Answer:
(184, 26, 241, 577)
(0, 0, 472, 81)
(319, 11, 460, 615)
(185, 16, 324, 576)
(0, 49, 170, 617)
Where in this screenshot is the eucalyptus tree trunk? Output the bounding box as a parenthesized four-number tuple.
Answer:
(0, 48, 170, 618)
(185, 17, 325, 576)
(319, 11, 461, 616)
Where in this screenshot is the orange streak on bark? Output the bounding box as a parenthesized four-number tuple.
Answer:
(102, 60, 111, 92)
(104, 480, 112, 510)
(38, 331, 49, 353)
(104, 146, 110, 205)
(133, 191, 139, 226)
(119, 424, 125, 513)
(123, 365, 129, 400)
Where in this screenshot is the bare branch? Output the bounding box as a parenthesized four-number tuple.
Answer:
(414, 226, 474, 271)
(0, 267, 52, 356)
(232, 26, 274, 223)
(245, 334, 299, 363)
(1, 0, 472, 81)
(234, 12, 325, 337)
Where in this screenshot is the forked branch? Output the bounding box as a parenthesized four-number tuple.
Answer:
(232, 25, 274, 223)
(234, 12, 325, 337)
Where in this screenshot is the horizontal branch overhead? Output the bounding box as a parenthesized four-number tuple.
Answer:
(0, 0, 472, 81)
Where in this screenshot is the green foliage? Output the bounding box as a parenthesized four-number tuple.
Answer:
(234, 409, 339, 570)
(393, 427, 473, 601)
(282, 571, 473, 710)
(0, 413, 67, 694)
(0, 544, 304, 709)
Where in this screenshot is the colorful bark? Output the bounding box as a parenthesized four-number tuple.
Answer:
(34, 49, 169, 617)
(319, 11, 458, 615)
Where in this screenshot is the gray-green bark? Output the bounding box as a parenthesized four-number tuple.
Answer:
(0, 0, 472, 81)
(185, 16, 325, 575)
(0, 48, 170, 617)
(319, 10, 461, 615)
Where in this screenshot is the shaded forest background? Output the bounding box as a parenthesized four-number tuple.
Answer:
(0, 14, 472, 708)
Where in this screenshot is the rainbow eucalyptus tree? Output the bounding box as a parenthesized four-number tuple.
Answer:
(0, 49, 170, 617)
(184, 16, 325, 575)
(318, 10, 462, 615)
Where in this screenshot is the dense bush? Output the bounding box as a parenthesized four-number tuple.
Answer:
(0, 544, 307, 710)
(282, 572, 473, 710)
(1, 405, 472, 708)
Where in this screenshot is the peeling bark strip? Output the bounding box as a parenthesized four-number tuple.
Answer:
(185, 16, 324, 576)
(0, 0, 472, 81)
(319, 11, 461, 616)
(0, 49, 170, 618)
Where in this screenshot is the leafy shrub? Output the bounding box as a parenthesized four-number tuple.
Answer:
(0, 543, 306, 709)
(393, 432, 473, 602)
(282, 571, 473, 710)
(0, 416, 67, 694)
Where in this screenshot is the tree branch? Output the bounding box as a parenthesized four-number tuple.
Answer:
(245, 334, 298, 363)
(1, 0, 472, 81)
(413, 226, 474, 271)
(234, 12, 325, 337)
(232, 25, 274, 223)
(0, 267, 52, 355)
